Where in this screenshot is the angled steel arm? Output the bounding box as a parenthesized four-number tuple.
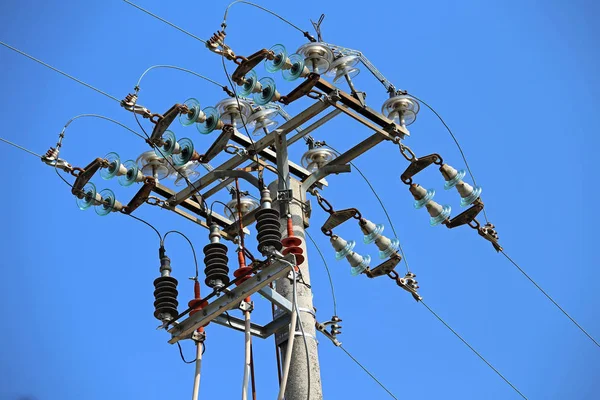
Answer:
(168, 254, 296, 344)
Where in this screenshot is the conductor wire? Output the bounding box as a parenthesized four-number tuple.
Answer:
(421, 301, 527, 399)
(501, 250, 600, 347)
(0, 137, 41, 158)
(122, 0, 207, 43)
(0, 40, 120, 103)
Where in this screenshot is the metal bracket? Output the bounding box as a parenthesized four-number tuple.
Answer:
(321, 208, 360, 232)
(301, 164, 351, 192)
(149, 104, 184, 143)
(280, 73, 321, 105)
(42, 155, 72, 172)
(258, 286, 293, 314)
(168, 254, 296, 344)
(123, 177, 156, 214)
(199, 125, 235, 163)
(191, 330, 206, 343)
(232, 49, 271, 85)
(446, 201, 484, 229)
(478, 222, 503, 252)
(213, 170, 262, 190)
(400, 154, 443, 184)
(316, 316, 342, 347)
(72, 158, 103, 195)
(277, 189, 293, 203)
(238, 300, 254, 312)
(366, 253, 401, 278)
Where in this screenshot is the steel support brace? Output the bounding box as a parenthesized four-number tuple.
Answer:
(168, 254, 296, 344)
(168, 99, 332, 206)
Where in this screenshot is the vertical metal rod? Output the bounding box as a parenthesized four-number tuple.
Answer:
(250, 345, 257, 400)
(242, 303, 252, 400)
(271, 283, 283, 385)
(191, 343, 202, 400)
(275, 131, 291, 215)
(270, 178, 323, 400)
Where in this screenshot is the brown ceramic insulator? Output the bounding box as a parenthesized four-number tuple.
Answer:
(281, 217, 305, 265)
(233, 266, 254, 285)
(188, 281, 209, 328)
(282, 246, 305, 265)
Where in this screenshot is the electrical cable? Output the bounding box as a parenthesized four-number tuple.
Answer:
(135, 65, 225, 91)
(122, 0, 207, 43)
(324, 144, 410, 273)
(222, 1, 309, 36)
(420, 301, 527, 399)
(0, 40, 120, 103)
(59, 114, 146, 142)
(500, 250, 600, 347)
(0, 137, 41, 158)
(305, 229, 337, 316)
(163, 230, 199, 279)
(338, 345, 398, 400)
(125, 213, 163, 243)
(177, 341, 206, 364)
(277, 267, 299, 400)
(406, 93, 489, 223)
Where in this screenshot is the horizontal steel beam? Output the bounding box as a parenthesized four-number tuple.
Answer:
(168, 254, 296, 344)
(314, 78, 409, 138)
(212, 314, 266, 338)
(230, 131, 315, 182)
(328, 133, 384, 167)
(152, 183, 247, 239)
(168, 99, 332, 206)
(258, 286, 293, 313)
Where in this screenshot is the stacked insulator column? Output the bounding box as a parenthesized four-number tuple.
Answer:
(203, 224, 230, 290)
(409, 184, 451, 226)
(439, 164, 482, 207)
(255, 188, 283, 256)
(233, 250, 253, 285)
(188, 280, 209, 326)
(153, 247, 179, 323)
(330, 234, 370, 276)
(359, 218, 400, 259)
(281, 215, 305, 265)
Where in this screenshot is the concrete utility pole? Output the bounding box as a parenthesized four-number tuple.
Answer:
(271, 178, 323, 400)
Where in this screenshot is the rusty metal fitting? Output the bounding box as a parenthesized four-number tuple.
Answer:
(398, 143, 417, 162)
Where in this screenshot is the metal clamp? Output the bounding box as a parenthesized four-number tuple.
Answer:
(388, 270, 422, 302)
(239, 300, 254, 313)
(316, 315, 342, 346)
(191, 330, 206, 344)
(477, 221, 502, 252)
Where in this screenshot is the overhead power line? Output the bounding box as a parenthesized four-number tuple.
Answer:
(0, 137, 41, 158)
(122, 0, 207, 44)
(339, 345, 399, 400)
(421, 301, 528, 399)
(0, 40, 120, 103)
(501, 250, 600, 347)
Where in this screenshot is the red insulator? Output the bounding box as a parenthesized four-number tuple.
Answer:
(281, 216, 305, 266)
(234, 251, 253, 285)
(188, 280, 209, 327)
(282, 246, 305, 265)
(281, 217, 303, 247)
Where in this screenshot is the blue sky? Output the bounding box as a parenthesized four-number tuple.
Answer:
(1, 0, 599, 399)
